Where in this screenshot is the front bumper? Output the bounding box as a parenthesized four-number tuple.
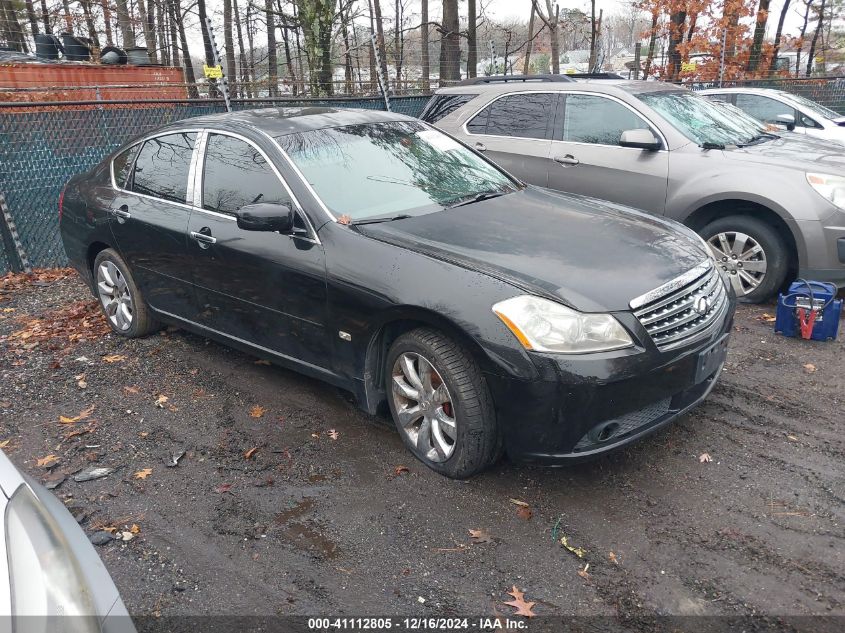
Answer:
(487, 304, 734, 465)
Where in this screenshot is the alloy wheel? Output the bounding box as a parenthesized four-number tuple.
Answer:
(707, 231, 768, 297)
(391, 352, 457, 463)
(97, 261, 133, 332)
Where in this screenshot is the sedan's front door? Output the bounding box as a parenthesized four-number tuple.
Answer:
(186, 131, 330, 369)
(108, 131, 198, 317)
(462, 92, 557, 187)
(546, 94, 669, 214)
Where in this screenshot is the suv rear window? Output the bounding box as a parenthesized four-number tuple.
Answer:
(420, 94, 477, 123)
(465, 93, 556, 139)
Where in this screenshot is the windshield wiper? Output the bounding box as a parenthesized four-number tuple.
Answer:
(738, 132, 779, 147)
(446, 190, 510, 208)
(701, 142, 726, 150)
(350, 214, 413, 226)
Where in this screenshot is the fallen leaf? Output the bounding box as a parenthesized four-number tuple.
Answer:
(130, 524, 140, 534)
(469, 528, 494, 544)
(254, 359, 271, 365)
(328, 429, 339, 440)
(577, 563, 591, 580)
(77, 378, 88, 389)
(155, 394, 169, 408)
(0, 439, 9, 448)
(503, 585, 536, 618)
(509, 498, 529, 507)
(699, 452, 713, 463)
(103, 354, 126, 363)
(394, 465, 410, 476)
(58, 404, 95, 424)
(139, 431, 149, 439)
(609, 551, 620, 565)
(561, 535, 586, 558)
(215, 483, 232, 494)
(803, 363, 816, 373)
(133, 468, 152, 480)
(759, 313, 777, 323)
(249, 405, 266, 418)
(244, 447, 258, 460)
(786, 434, 799, 442)
(123, 385, 140, 394)
(311, 432, 320, 439)
(516, 506, 533, 521)
(338, 214, 352, 225)
(36, 454, 59, 468)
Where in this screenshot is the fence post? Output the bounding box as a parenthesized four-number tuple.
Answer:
(633, 43, 641, 80)
(0, 192, 31, 274)
(203, 17, 232, 112)
(372, 34, 391, 112)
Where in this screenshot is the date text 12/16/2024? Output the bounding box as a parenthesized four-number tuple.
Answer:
(307, 618, 528, 630)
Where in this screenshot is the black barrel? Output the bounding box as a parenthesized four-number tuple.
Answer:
(125, 47, 151, 65)
(35, 34, 63, 60)
(61, 33, 92, 61)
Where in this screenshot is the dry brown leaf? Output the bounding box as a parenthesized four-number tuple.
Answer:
(503, 585, 536, 618)
(254, 359, 271, 365)
(328, 429, 339, 440)
(244, 446, 258, 460)
(609, 551, 620, 565)
(130, 524, 140, 534)
(36, 454, 59, 468)
(249, 405, 266, 418)
(508, 498, 529, 507)
(103, 354, 126, 363)
(699, 452, 713, 463)
(214, 483, 232, 494)
(393, 465, 410, 476)
(516, 506, 533, 521)
(786, 434, 799, 442)
(469, 528, 494, 544)
(577, 563, 591, 580)
(154, 394, 169, 408)
(58, 404, 95, 425)
(803, 363, 816, 373)
(0, 439, 9, 448)
(759, 313, 777, 323)
(123, 385, 140, 395)
(133, 468, 153, 480)
(338, 214, 352, 225)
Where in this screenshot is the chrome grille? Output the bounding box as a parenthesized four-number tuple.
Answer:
(631, 262, 729, 351)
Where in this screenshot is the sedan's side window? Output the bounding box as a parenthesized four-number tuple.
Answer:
(561, 95, 652, 146)
(734, 94, 793, 124)
(465, 93, 555, 139)
(202, 134, 291, 215)
(112, 144, 139, 188)
(131, 132, 197, 204)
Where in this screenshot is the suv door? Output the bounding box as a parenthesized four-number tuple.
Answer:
(462, 92, 557, 186)
(547, 93, 669, 213)
(187, 131, 330, 369)
(108, 131, 198, 317)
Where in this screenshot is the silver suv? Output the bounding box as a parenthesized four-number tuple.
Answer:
(424, 77, 845, 302)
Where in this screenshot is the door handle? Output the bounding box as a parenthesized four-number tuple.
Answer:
(111, 205, 131, 221)
(553, 154, 580, 166)
(190, 229, 217, 247)
(474, 142, 487, 152)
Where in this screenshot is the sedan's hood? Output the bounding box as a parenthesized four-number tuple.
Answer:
(723, 133, 845, 172)
(358, 187, 708, 312)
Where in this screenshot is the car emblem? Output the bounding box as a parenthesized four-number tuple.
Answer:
(693, 295, 710, 315)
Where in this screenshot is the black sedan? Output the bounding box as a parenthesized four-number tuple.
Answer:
(59, 107, 735, 478)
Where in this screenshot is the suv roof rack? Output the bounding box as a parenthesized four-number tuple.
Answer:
(455, 74, 574, 85)
(567, 72, 626, 80)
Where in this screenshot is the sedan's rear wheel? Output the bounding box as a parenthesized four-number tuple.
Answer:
(386, 328, 499, 479)
(93, 249, 159, 337)
(700, 215, 788, 303)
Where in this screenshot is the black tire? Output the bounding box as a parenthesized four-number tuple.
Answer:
(92, 248, 160, 337)
(385, 328, 499, 479)
(699, 215, 789, 303)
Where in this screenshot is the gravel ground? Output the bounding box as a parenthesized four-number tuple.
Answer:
(0, 271, 843, 628)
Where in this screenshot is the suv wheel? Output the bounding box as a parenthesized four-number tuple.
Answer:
(386, 328, 500, 479)
(93, 249, 160, 337)
(700, 216, 788, 303)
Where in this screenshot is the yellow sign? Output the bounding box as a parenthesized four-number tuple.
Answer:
(203, 64, 223, 79)
(681, 61, 697, 73)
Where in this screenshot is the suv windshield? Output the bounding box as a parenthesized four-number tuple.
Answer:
(276, 121, 518, 222)
(639, 90, 768, 147)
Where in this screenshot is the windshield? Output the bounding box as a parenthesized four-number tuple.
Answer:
(276, 121, 518, 221)
(639, 90, 769, 146)
(783, 92, 841, 120)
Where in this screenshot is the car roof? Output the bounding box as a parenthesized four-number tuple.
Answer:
(699, 87, 792, 98)
(433, 79, 684, 97)
(158, 106, 415, 137)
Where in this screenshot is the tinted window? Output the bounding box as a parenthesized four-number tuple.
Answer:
(466, 93, 555, 139)
(202, 134, 290, 215)
(735, 94, 793, 124)
(132, 133, 196, 204)
(420, 94, 477, 123)
(112, 145, 138, 188)
(562, 95, 650, 145)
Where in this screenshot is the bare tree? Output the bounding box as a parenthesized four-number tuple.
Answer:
(747, 0, 771, 73)
(114, 0, 136, 48)
(806, 0, 827, 76)
(265, 0, 279, 96)
(771, 0, 791, 68)
(467, 0, 477, 77)
(534, 0, 560, 74)
(421, 0, 430, 89)
(224, 0, 238, 95)
(136, 0, 157, 61)
(439, 0, 461, 82)
(523, 1, 536, 75)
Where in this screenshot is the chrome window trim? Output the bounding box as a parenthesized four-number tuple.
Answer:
(460, 90, 559, 142)
(629, 260, 712, 310)
(197, 128, 321, 244)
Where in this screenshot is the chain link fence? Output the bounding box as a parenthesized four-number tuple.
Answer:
(689, 76, 845, 114)
(0, 95, 431, 273)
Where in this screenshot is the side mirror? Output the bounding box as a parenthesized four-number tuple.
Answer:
(619, 129, 661, 150)
(236, 202, 294, 233)
(775, 113, 796, 131)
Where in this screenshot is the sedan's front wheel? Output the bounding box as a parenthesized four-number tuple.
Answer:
(386, 328, 500, 479)
(93, 249, 159, 337)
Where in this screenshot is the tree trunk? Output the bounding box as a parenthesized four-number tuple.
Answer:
(170, 0, 197, 97)
(771, 0, 791, 68)
(643, 10, 658, 77)
(245, 0, 255, 94)
(666, 11, 687, 81)
(439, 0, 460, 83)
(114, 0, 135, 48)
(796, 0, 813, 77)
(1, 0, 29, 51)
(233, 0, 249, 97)
(136, 0, 157, 62)
(196, 0, 219, 97)
(39, 0, 50, 34)
(265, 0, 278, 96)
(544, 0, 559, 74)
(589, 0, 597, 71)
(24, 0, 38, 37)
(156, 0, 169, 65)
(372, 0, 389, 91)
(368, 0, 377, 91)
(467, 0, 477, 77)
(60, 0, 72, 32)
(168, 0, 179, 66)
(341, 3, 354, 94)
(421, 0, 429, 90)
(222, 0, 237, 96)
(280, 12, 298, 96)
(747, 0, 771, 73)
(79, 0, 101, 50)
(806, 0, 826, 76)
(99, 0, 112, 44)
(523, 2, 535, 75)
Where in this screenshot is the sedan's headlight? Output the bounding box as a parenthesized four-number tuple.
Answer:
(806, 172, 845, 210)
(493, 295, 633, 353)
(6, 485, 99, 631)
